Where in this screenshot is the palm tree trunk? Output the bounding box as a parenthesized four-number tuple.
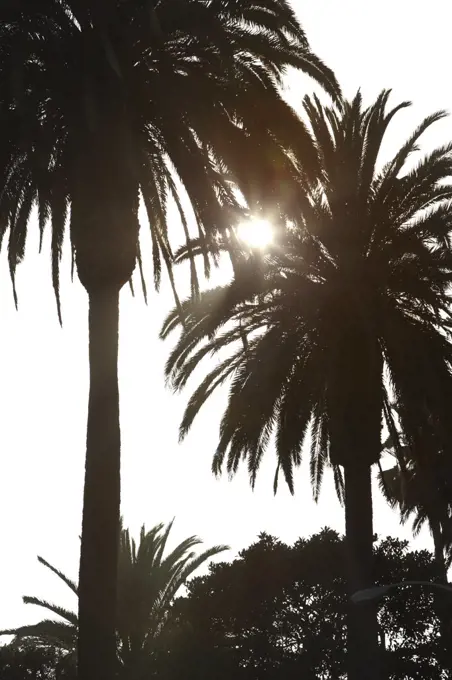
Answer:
(344, 463, 381, 680)
(78, 285, 121, 680)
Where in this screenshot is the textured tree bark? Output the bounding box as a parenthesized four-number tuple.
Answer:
(77, 286, 121, 680)
(344, 463, 381, 680)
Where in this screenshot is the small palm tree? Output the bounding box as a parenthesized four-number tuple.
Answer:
(0, 520, 227, 679)
(379, 442, 452, 670)
(379, 447, 452, 582)
(161, 91, 452, 680)
(0, 4, 337, 678)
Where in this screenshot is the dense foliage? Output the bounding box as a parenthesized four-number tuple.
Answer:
(167, 531, 447, 680)
(0, 643, 75, 680)
(2, 530, 446, 679)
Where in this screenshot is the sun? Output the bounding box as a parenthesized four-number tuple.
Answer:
(237, 217, 274, 249)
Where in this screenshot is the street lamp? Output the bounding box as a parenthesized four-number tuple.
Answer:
(352, 581, 452, 604)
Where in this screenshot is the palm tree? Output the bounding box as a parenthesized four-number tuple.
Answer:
(379, 437, 452, 669)
(0, 520, 227, 679)
(0, 4, 338, 679)
(161, 90, 452, 680)
(379, 447, 452, 583)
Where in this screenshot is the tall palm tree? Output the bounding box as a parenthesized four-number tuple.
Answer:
(0, 520, 227, 679)
(0, 3, 338, 679)
(161, 90, 452, 680)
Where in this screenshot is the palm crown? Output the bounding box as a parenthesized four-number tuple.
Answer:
(162, 90, 452, 494)
(0, 520, 227, 675)
(0, 0, 338, 310)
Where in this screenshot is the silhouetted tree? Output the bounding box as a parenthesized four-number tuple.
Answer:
(166, 531, 444, 680)
(0, 4, 338, 679)
(0, 521, 226, 679)
(0, 642, 76, 680)
(162, 90, 452, 680)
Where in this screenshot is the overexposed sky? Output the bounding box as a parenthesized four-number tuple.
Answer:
(1, 0, 451, 631)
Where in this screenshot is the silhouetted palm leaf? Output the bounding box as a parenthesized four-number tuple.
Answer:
(0, 620, 76, 652)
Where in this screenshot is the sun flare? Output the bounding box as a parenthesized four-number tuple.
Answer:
(237, 218, 274, 249)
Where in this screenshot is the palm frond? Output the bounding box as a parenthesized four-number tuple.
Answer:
(0, 620, 76, 650)
(20, 597, 77, 627)
(36, 556, 78, 596)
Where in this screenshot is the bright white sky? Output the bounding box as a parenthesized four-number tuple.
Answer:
(1, 0, 451, 631)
